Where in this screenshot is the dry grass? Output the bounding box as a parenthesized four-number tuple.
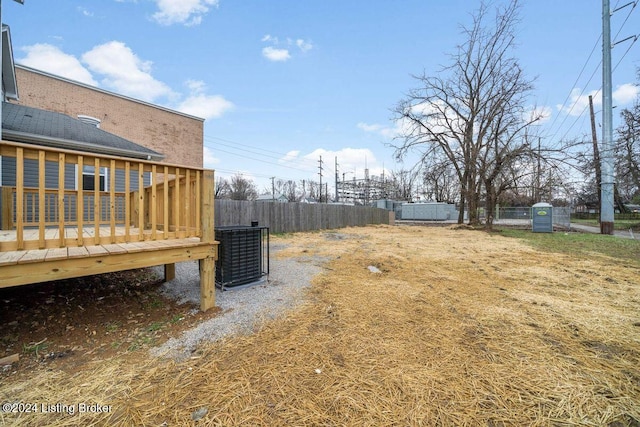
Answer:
(1, 225, 639, 426)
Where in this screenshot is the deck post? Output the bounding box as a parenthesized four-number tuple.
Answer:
(199, 257, 215, 311)
(164, 263, 175, 281)
(199, 169, 215, 311)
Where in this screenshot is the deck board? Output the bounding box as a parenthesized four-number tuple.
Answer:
(0, 225, 174, 252)
(68, 246, 90, 259)
(0, 250, 27, 265)
(86, 245, 110, 256)
(45, 248, 68, 261)
(0, 225, 205, 267)
(18, 249, 48, 264)
(101, 244, 128, 254)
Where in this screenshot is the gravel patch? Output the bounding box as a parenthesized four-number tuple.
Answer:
(150, 244, 325, 361)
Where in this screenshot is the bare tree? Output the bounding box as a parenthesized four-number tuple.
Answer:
(393, 0, 540, 225)
(229, 173, 258, 201)
(481, 107, 540, 228)
(389, 168, 419, 201)
(616, 74, 640, 203)
(272, 179, 301, 202)
(300, 179, 323, 202)
(215, 176, 231, 199)
(421, 153, 459, 203)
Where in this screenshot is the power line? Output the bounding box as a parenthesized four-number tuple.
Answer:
(613, 33, 638, 70)
(553, 32, 638, 146)
(213, 167, 286, 180)
(544, 34, 602, 142)
(543, 1, 638, 147)
(204, 135, 318, 168)
(612, 1, 637, 41)
(209, 146, 315, 173)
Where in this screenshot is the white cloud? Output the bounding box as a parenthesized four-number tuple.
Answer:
(261, 34, 278, 43)
(557, 88, 600, 117)
(558, 84, 638, 117)
(78, 7, 94, 17)
(20, 41, 234, 120)
(152, 0, 219, 26)
(277, 147, 383, 180)
(304, 147, 380, 175)
(18, 44, 97, 86)
(177, 94, 234, 119)
(358, 121, 399, 139)
(81, 41, 174, 102)
(613, 83, 639, 105)
(176, 79, 234, 119)
(261, 35, 311, 61)
(296, 39, 313, 53)
(185, 79, 207, 94)
(359, 101, 463, 140)
(279, 150, 301, 164)
(357, 122, 385, 133)
(262, 46, 291, 62)
(203, 146, 220, 168)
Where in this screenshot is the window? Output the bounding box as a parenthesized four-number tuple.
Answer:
(82, 165, 107, 191)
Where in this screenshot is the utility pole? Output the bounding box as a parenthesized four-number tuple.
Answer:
(536, 137, 541, 203)
(601, 0, 615, 234)
(271, 176, 276, 201)
(318, 155, 323, 203)
(364, 167, 370, 205)
(334, 156, 339, 203)
(589, 95, 602, 222)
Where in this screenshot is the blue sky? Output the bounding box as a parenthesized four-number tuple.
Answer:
(3, 0, 639, 194)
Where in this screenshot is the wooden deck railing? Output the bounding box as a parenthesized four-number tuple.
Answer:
(0, 140, 215, 252)
(1, 188, 129, 228)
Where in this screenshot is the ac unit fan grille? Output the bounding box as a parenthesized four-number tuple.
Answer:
(215, 226, 269, 289)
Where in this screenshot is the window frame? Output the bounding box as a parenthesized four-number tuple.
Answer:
(79, 165, 108, 192)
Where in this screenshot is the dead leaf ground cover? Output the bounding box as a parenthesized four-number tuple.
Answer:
(1, 224, 639, 426)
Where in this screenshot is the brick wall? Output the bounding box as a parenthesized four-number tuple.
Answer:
(13, 66, 204, 168)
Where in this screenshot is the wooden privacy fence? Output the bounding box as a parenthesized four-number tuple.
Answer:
(215, 200, 392, 233)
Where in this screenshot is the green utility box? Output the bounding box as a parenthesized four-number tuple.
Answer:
(531, 202, 553, 233)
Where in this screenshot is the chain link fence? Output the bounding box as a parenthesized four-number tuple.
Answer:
(490, 206, 571, 230)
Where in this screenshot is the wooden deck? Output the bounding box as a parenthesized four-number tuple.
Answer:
(0, 140, 218, 311)
(0, 232, 216, 288)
